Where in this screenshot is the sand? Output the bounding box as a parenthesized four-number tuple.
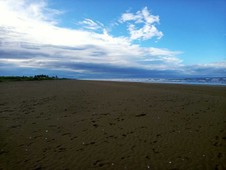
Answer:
(0, 80, 225, 169)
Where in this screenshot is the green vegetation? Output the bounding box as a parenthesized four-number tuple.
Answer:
(0, 75, 67, 82)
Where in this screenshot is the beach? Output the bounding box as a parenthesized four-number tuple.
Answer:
(0, 80, 225, 169)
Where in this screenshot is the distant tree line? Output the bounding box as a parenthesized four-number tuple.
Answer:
(0, 75, 66, 82)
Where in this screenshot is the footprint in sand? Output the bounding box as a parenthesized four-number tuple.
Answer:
(135, 113, 146, 117)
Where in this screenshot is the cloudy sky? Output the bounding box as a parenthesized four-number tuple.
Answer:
(0, 0, 225, 79)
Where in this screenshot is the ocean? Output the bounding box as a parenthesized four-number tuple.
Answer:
(89, 77, 226, 86)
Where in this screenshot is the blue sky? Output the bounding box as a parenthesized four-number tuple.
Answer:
(0, 0, 225, 78)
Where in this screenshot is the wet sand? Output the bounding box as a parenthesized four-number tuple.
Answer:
(0, 80, 226, 169)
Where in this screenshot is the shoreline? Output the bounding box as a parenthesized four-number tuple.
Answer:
(81, 78, 226, 87)
(1, 76, 226, 86)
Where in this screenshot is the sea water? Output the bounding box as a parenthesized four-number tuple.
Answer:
(89, 77, 226, 86)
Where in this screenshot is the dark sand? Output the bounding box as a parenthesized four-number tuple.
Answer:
(0, 80, 226, 169)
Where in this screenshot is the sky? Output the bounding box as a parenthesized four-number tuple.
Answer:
(0, 0, 225, 79)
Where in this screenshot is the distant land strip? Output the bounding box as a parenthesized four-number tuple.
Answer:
(0, 75, 68, 82)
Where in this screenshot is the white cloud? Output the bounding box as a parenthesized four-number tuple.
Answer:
(120, 7, 163, 41)
(78, 18, 104, 31)
(0, 0, 61, 24)
(0, 0, 181, 75)
(196, 61, 226, 69)
(182, 61, 226, 76)
(128, 24, 163, 40)
(121, 12, 143, 23)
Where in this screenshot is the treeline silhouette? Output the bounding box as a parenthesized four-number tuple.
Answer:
(0, 75, 66, 82)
